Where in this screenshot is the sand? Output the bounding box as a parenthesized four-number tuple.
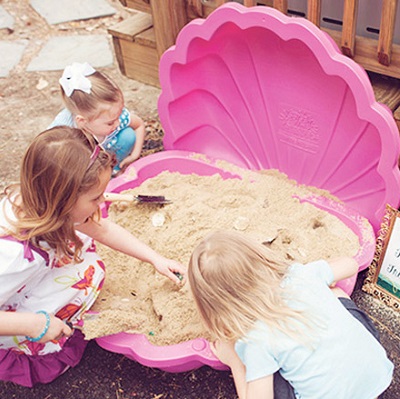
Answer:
(83, 163, 362, 345)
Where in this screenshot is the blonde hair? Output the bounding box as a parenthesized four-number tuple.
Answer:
(61, 71, 123, 120)
(4, 126, 115, 262)
(188, 230, 320, 342)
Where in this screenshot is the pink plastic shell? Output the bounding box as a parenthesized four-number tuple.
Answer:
(97, 3, 400, 372)
(158, 3, 400, 233)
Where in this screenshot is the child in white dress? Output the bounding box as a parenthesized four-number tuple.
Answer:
(0, 126, 185, 387)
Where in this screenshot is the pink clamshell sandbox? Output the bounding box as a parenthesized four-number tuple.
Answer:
(97, 3, 400, 372)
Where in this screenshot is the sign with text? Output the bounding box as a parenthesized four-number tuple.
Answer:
(363, 205, 400, 310)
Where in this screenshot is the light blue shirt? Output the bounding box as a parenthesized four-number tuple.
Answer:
(48, 108, 75, 129)
(235, 260, 394, 399)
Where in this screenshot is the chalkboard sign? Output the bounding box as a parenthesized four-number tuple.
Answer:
(363, 205, 400, 310)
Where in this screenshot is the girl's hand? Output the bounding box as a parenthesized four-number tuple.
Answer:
(28, 313, 73, 343)
(119, 153, 139, 171)
(152, 256, 187, 285)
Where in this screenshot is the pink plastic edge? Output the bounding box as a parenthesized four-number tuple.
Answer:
(96, 5, 398, 372)
(97, 151, 376, 371)
(96, 3, 399, 372)
(158, 2, 400, 232)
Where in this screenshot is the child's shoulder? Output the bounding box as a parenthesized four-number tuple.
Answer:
(48, 108, 75, 129)
(0, 235, 28, 267)
(289, 260, 333, 284)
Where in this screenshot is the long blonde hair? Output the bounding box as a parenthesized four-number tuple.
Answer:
(3, 126, 115, 262)
(61, 71, 123, 120)
(188, 230, 319, 342)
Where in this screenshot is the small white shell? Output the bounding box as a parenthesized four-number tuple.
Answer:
(233, 216, 250, 231)
(152, 212, 166, 227)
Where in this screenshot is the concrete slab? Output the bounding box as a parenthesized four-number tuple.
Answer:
(26, 35, 113, 71)
(0, 40, 28, 77)
(30, 0, 116, 25)
(0, 5, 14, 30)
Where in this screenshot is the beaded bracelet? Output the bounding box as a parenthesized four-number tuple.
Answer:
(25, 310, 51, 342)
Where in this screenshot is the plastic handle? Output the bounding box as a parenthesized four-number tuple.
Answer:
(103, 192, 135, 202)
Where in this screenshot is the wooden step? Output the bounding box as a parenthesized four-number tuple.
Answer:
(108, 12, 160, 87)
(119, 0, 151, 14)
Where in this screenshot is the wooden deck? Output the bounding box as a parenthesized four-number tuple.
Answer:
(108, 1, 400, 130)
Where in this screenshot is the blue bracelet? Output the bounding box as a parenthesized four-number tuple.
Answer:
(25, 310, 51, 342)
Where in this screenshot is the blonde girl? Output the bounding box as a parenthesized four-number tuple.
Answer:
(0, 126, 185, 387)
(49, 62, 145, 176)
(188, 230, 393, 399)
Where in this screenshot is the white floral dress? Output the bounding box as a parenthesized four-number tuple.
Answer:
(0, 198, 105, 356)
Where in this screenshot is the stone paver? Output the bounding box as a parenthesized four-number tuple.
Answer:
(0, 40, 28, 77)
(30, 0, 116, 25)
(0, 5, 14, 30)
(26, 35, 114, 71)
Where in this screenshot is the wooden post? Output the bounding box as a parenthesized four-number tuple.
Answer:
(273, 0, 288, 14)
(195, 0, 228, 18)
(378, 0, 398, 66)
(307, 0, 321, 27)
(188, 0, 203, 16)
(150, 0, 188, 59)
(341, 0, 358, 58)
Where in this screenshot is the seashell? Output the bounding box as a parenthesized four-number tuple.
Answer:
(151, 212, 166, 227)
(233, 216, 250, 231)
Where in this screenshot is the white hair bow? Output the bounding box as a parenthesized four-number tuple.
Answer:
(59, 62, 96, 97)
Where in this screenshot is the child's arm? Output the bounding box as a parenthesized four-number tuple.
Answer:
(212, 340, 274, 399)
(77, 217, 186, 285)
(328, 256, 358, 285)
(247, 376, 274, 399)
(0, 311, 72, 342)
(119, 114, 146, 170)
(212, 340, 247, 398)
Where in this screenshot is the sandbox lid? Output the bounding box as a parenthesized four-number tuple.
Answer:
(157, 2, 400, 233)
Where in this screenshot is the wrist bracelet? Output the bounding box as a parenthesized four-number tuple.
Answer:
(25, 310, 51, 342)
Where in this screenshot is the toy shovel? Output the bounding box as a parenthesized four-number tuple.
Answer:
(66, 311, 99, 331)
(104, 192, 172, 204)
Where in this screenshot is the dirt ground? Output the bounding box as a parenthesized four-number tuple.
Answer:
(0, 0, 164, 196)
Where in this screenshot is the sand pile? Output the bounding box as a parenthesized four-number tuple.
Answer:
(83, 163, 362, 345)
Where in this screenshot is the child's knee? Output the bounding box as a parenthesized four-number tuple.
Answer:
(117, 127, 136, 150)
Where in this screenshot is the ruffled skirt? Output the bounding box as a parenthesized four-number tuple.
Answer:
(0, 330, 87, 387)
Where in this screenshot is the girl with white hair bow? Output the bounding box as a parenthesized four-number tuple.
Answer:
(49, 62, 146, 177)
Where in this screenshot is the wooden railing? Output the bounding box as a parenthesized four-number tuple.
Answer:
(118, 0, 400, 79)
